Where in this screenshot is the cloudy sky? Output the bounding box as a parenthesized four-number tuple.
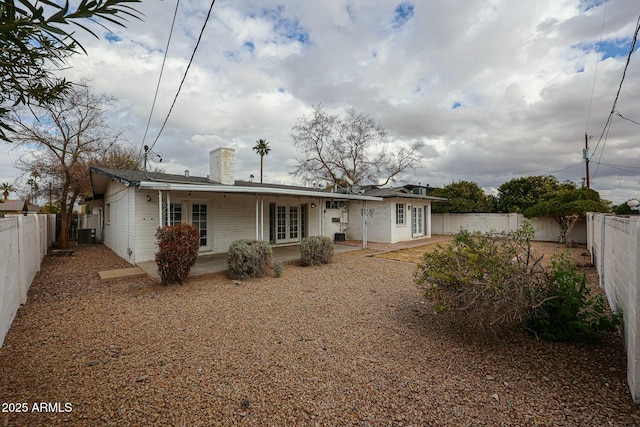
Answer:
(2, 0, 640, 204)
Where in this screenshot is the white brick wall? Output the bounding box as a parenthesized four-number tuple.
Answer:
(209, 147, 235, 185)
(587, 213, 640, 402)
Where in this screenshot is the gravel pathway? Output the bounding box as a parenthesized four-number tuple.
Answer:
(1, 244, 638, 426)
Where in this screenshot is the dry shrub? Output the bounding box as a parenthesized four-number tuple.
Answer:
(300, 236, 334, 266)
(227, 239, 273, 279)
(414, 224, 546, 332)
(155, 223, 200, 284)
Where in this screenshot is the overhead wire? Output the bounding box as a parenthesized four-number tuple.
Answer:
(615, 111, 640, 126)
(148, 0, 217, 152)
(140, 0, 181, 156)
(584, 0, 608, 134)
(589, 12, 640, 181)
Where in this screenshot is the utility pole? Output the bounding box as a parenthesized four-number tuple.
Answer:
(583, 132, 590, 189)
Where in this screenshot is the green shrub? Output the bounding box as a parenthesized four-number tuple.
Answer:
(273, 261, 284, 277)
(414, 224, 546, 330)
(300, 236, 334, 266)
(155, 223, 200, 284)
(227, 239, 273, 279)
(527, 253, 620, 341)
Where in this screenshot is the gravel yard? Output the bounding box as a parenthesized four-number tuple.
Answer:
(1, 244, 639, 426)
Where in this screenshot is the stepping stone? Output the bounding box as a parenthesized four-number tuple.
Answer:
(99, 267, 147, 283)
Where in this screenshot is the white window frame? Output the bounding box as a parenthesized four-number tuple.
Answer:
(395, 203, 405, 225)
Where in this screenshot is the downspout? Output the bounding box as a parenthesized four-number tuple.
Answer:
(362, 200, 367, 249)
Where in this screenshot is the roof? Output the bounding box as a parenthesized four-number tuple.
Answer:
(357, 185, 447, 202)
(89, 167, 383, 202)
(0, 199, 29, 213)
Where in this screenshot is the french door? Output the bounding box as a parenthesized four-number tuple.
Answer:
(276, 204, 300, 243)
(412, 206, 424, 237)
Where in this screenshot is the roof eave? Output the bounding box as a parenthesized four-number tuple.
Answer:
(137, 181, 383, 201)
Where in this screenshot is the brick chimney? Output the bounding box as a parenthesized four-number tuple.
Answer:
(209, 147, 235, 185)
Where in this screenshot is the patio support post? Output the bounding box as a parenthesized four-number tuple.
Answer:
(260, 196, 264, 241)
(255, 195, 259, 240)
(158, 190, 163, 228)
(318, 198, 323, 237)
(166, 191, 171, 226)
(426, 203, 431, 238)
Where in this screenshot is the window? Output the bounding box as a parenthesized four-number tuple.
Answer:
(105, 203, 111, 224)
(396, 203, 405, 225)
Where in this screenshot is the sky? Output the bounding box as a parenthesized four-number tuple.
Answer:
(2, 0, 640, 204)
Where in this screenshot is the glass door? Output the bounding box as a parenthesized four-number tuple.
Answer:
(412, 206, 424, 237)
(192, 203, 209, 249)
(276, 204, 300, 243)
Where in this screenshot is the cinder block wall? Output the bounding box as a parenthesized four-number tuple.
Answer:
(430, 213, 587, 243)
(587, 213, 640, 403)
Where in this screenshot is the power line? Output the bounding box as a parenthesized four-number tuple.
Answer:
(148, 0, 217, 152)
(140, 0, 181, 155)
(590, 11, 640, 179)
(585, 0, 608, 134)
(615, 111, 640, 126)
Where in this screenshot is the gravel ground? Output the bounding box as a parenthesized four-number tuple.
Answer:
(1, 244, 639, 426)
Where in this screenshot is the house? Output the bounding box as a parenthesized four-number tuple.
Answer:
(87, 147, 380, 264)
(87, 147, 445, 264)
(342, 185, 447, 244)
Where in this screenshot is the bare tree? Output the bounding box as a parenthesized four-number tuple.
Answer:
(291, 105, 424, 186)
(8, 80, 125, 249)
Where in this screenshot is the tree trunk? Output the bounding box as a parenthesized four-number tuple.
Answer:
(58, 211, 70, 249)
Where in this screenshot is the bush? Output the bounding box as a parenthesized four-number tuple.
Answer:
(273, 261, 284, 277)
(527, 253, 620, 341)
(155, 223, 200, 284)
(227, 239, 273, 279)
(414, 224, 546, 331)
(300, 236, 334, 266)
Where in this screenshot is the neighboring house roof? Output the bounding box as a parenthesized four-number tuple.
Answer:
(0, 199, 35, 213)
(89, 167, 383, 202)
(362, 187, 446, 201)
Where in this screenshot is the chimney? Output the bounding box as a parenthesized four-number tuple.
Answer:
(209, 147, 235, 185)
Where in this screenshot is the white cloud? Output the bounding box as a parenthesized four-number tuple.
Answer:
(2, 0, 640, 204)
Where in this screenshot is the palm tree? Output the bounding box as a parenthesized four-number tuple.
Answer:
(252, 139, 271, 183)
(0, 182, 16, 201)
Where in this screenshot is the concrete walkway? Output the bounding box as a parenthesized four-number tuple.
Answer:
(115, 236, 452, 282)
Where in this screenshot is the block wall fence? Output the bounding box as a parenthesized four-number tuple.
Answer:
(587, 213, 640, 403)
(0, 214, 56, 347)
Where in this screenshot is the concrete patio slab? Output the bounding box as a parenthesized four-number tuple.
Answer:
(136, 243, 362, 282)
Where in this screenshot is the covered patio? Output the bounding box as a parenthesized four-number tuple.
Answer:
(130, 235, 452, 282)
